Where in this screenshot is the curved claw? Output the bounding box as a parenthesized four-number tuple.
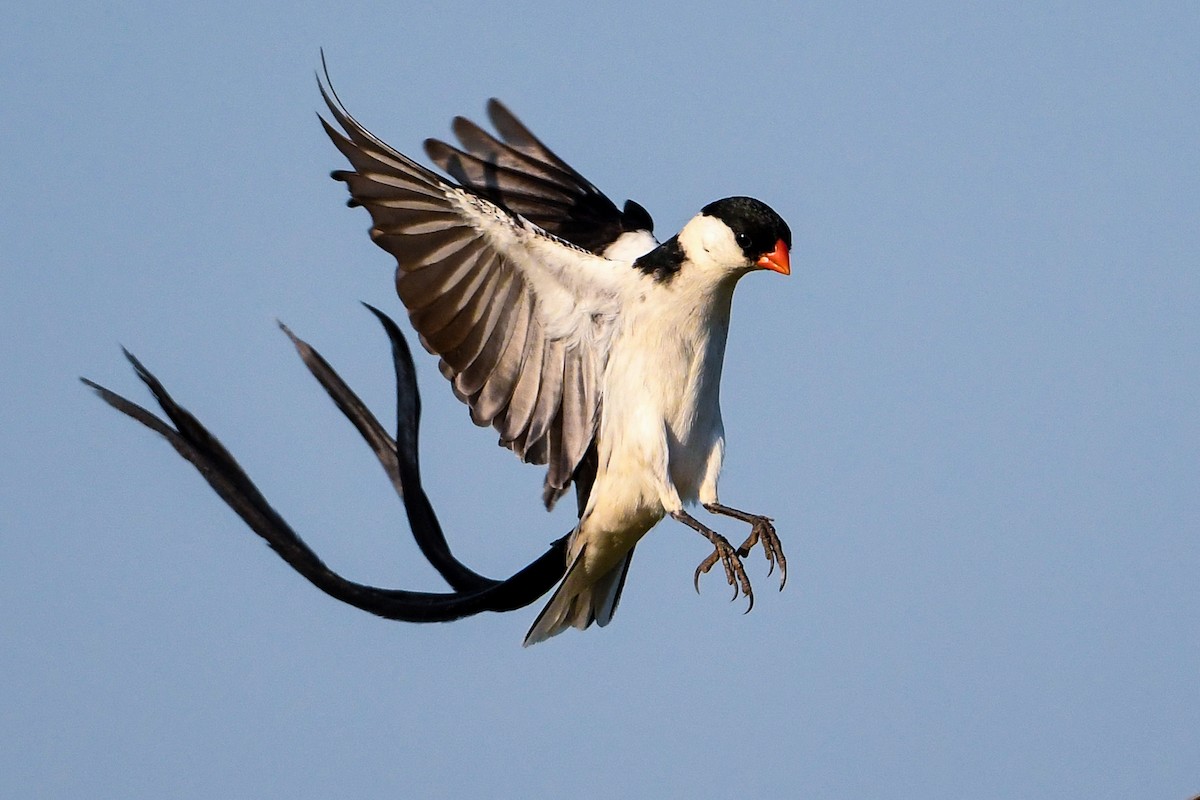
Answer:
(692, 549, 737, 601)
(694, 537, 753, 606)
(752, 521, 787, 591)
(723, 511, 787, 592)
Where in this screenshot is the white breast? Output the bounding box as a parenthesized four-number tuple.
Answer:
(598, 273, 736, 507)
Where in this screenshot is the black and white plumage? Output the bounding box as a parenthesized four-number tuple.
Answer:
(320, 79, 793, 645)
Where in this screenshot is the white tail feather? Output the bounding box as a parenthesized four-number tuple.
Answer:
(522, 546, 633, 646)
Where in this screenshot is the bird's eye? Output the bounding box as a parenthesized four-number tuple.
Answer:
(735, 231, 752, 249)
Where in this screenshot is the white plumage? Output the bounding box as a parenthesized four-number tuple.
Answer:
(320, 80, 792, 644)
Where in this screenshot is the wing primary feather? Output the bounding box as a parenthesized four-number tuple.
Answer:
(499, 325, 545, 456)
(522, 338, 565, 456)
(485, 99, 596, 188)
(321, 73, 626, 497)
(543, 405, 568, 509)
(453, 273, 522, 401)
(409, 259, 503, 354)
(471, 292, 534, 426)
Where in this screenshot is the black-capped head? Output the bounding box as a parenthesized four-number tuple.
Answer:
(701, 196, 792, 274)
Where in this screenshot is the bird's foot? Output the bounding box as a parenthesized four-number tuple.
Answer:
(735, 515, 788, 590)
(692, 528, 755, 612)
(703, 502, 787, 591)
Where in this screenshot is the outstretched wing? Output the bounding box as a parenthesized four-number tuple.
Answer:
(424, 99, 655, 256)
(320, 82, 627, 507)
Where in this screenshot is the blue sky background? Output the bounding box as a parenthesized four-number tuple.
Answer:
(4, 2, 1198, 797)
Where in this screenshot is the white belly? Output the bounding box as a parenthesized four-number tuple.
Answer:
(573, 282, 735, 576)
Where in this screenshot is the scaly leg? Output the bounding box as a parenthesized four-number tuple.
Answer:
(670, 510, 755, 611)
(704, 502, 787, 590)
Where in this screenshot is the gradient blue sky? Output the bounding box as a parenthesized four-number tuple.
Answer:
(4, 2, 1198, 797)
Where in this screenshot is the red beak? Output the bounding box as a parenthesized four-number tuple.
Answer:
(756, 239, 791, 275)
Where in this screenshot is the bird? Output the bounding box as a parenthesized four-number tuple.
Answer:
(319, 76, 793, 645)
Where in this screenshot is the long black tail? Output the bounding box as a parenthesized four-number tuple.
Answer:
(81, 305, 568, 622)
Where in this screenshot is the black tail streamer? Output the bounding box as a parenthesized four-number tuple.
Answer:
(82, 307, 568, 622)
